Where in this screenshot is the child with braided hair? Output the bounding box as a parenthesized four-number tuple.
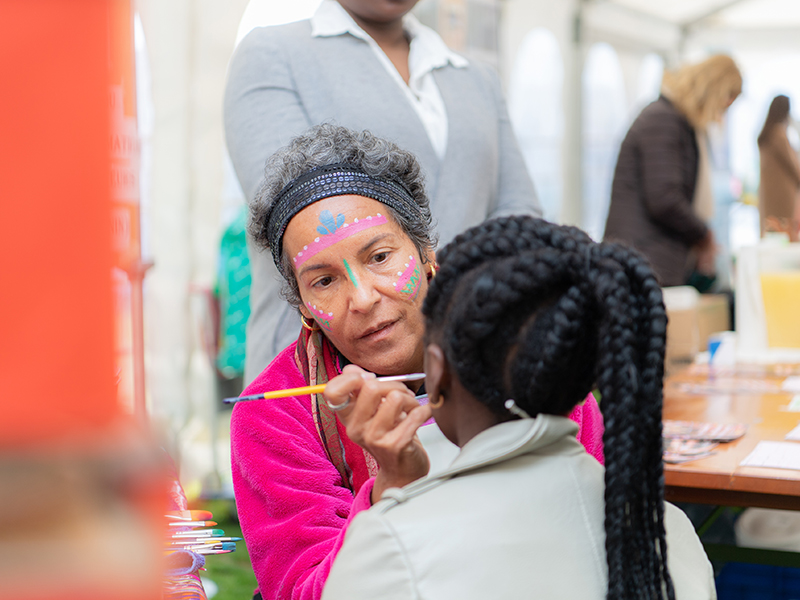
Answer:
(322, 216, 715, 600)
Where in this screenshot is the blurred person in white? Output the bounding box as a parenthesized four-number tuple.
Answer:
(224, 0, 541, 383)
(758, 95, 800, 241)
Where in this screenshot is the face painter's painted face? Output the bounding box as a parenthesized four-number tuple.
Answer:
(284, 195, 430, 376)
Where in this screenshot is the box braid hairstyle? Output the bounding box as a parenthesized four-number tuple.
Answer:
(422, 215, 674, 600)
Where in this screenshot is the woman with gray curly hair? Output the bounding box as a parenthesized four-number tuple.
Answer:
(230, 124, 603, 600)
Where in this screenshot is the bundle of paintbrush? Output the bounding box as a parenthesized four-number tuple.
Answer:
(164, 510, 240, 556)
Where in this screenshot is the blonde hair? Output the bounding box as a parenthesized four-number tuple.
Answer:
(661, 54, 742, 129)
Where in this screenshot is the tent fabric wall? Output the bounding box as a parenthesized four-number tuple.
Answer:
(136, 0, 249, 493)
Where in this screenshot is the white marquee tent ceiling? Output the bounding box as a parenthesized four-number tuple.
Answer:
(597, 0, 800, 28)
(578, 0, 800, 57)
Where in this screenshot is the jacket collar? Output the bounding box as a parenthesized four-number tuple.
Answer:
(443, 415, 580, 477)
(379, 415, 581, 507)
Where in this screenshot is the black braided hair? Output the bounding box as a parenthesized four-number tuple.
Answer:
(422, 216, 674, 600)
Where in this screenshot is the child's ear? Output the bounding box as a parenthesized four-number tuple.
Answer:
(424, 342, 449, 403)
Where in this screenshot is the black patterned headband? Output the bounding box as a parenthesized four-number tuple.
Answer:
(265, 163, 422, 274)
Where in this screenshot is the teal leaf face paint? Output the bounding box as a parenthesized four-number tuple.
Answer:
(307, 302, 334, 332)
(393, 255, 422, 300)
(316, 210, 346, 236)
(343, 259, 358, 288)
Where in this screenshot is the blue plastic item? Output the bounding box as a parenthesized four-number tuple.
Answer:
(716, 562, 800, 599)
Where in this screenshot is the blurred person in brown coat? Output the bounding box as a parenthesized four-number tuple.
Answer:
(758, 95, 800, 242)
(604, 55, 742, 287)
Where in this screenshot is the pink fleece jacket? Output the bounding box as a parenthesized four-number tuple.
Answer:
(231, 342, 605, 600)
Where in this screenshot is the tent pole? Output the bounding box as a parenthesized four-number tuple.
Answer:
(563, 0, 586, 227)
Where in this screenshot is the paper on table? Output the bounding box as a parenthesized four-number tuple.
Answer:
(782, 376, 800, 393)
(785, 423, 800, 441)
(740, 441, 800, 470)
(785, 395, 800, 412)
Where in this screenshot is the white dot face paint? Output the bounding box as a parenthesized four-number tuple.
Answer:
(292, 211, 389, 268)
(307, 302, 333, 332)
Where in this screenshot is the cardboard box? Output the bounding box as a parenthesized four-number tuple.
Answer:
(663, 287, 730, 371)
(698, 294, 731, 352)
(665, 306, 699, 361)
(664, 287, 699, 366)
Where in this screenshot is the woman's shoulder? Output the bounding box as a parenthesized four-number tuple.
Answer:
(630, 97, 686, 130)
(238, 19, 312, 47)
(639, 96, 678, 116)
(229, 21, 314, 80)
(233, 20, 371, 80)
(760, 126, 790, 150)
(232, 20, 314, 64)
(231, 342, 312, 429)
(628, 97, 693, 146)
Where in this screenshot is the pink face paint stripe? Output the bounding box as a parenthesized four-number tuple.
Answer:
(393, 255, 417, 292)
(307, 302, 334, 331)
(293, 214, 388, 269)
(407, 267, 422, 300)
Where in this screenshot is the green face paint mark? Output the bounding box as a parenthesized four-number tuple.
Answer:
(343, 259, 358, 288)
(394, 256, 421, 300)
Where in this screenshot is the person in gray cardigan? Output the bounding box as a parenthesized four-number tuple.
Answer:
(224, 0, 541, 383)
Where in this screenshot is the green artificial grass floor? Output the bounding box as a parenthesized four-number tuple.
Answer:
(193, 499, 257, 600)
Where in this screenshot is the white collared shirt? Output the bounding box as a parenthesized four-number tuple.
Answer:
(311, 0, 468, 160)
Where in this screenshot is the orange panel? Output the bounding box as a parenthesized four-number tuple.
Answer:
(0, 0, 117, 445)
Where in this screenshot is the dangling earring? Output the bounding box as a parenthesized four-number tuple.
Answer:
(427, 261, 438, 281)
(301, 315, 319, 331)
(428, 394, 444, 409)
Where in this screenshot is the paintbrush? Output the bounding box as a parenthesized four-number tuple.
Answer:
(223, 373, 426, 404)
(171, 529, 224, 538)
(187, 542, 237, 553)
(194, 547, 236, 555)
(164, 510, 213, 521)
(167, 520, 217, 527)
(169, 537, 242, 545)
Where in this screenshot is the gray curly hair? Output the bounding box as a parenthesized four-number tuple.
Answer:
(249, 123, 436, 308)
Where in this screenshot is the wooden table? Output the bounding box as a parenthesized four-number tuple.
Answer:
(663, 364, 800, 511)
